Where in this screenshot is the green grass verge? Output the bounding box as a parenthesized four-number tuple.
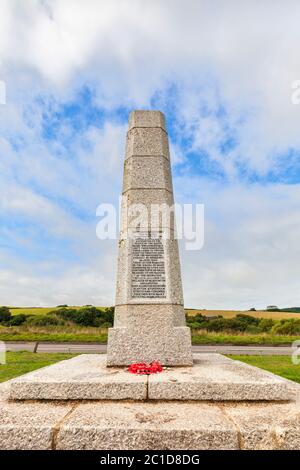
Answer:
(191, 332, 299, 345)
(0, 326, 299, 345)
(229, 355, 300, 384)
(0, 352, 78, 383)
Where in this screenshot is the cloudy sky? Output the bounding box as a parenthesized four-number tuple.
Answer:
(0, 0, 300, 309)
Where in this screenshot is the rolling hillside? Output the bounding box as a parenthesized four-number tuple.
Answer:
(8, 306, 300, 320)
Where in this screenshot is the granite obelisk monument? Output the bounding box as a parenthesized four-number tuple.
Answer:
(107, 110, 192, 366)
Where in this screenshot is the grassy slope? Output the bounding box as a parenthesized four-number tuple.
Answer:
(229, 355, 300, 384)
(0, 352, 77, 383)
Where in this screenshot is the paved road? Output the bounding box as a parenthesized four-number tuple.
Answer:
(3, 342, 296, 355)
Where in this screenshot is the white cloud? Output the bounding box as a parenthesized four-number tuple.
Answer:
(178, 178, 300, 308)
(0, 262, 116, 307)
(0, 1, 300, 307)
(1, 1, 300, 172)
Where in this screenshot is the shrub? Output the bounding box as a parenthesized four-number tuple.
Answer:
(98, 321, 111, 328)
(206, 316, 258, 333)
(259, 318, 275, 332)
(188, 321, 209, 329)
(49, 308, 78, 320)
(244, 324, 263, 334)
(271, 319, 300, 335)
(194, 313, 206, 322)
(227, 318, 250, 332)
(186, 313, 208, 327)
(101, 307, 114, 325)
(206, 318, 232, 332)
(8, 314, 27, 326)
(236, 314, 259, 326)
(0, 306, 12, 323)
(49, 306, 114, 327)
(72, 308, 97, 326)
(27, 315, 64, 326)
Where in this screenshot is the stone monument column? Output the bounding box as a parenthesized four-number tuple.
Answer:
(107, 110, 193, 366)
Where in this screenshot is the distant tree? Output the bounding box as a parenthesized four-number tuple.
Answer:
(0, 306, 11, 323)
(280, 307, 300, 313)
(100, 307, 114, 325)
(249, 308, 256, 311)
(236, 314, 259, 325)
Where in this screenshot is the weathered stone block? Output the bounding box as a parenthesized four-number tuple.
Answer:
(148, 354, 297, 401)
(225, 402, 300, 450)
(126, 127, 170, 159)
(8, 355, 147, 401)
(113, 304, 186, 328)
(56, 402, 239, 450)
(119, 190, 176, 235)
(128, 110, 166, 131)
(123, 156, 172, 192)
(0, 399, 72, 450)
(107, 327, 192, 366)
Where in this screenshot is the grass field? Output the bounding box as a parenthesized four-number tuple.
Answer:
(186, 309, 300, 320)
(9, 307, 300, 320)
(9, 307, 105, 315)
(10, 308, 55, 315)
(229, 355, 300, 384)
(0, 352, 77, 383)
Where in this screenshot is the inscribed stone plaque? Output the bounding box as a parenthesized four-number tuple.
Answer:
(131, 232, 166, 299)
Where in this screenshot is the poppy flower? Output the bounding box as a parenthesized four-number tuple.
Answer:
(128, 361, 163, 375)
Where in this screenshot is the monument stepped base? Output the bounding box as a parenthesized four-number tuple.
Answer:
(7, 354, 296, 402)
(1, 354, 300, 450)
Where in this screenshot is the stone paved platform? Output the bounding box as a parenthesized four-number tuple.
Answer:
(7, 354, 297, 402)
(1, 354, 300, 450)
(1, 384, 300, 450)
